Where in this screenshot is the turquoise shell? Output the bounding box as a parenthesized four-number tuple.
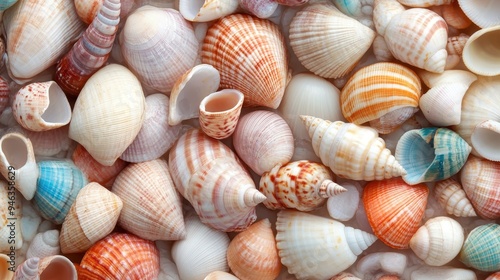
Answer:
(332, 0, 362, 17)
(395, 127, 471, 185)
(33, 160, 88, 224)
(460, 223, 500, 271)
(0, 0, 18, 11)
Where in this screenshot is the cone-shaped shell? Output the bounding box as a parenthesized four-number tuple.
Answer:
(199, 89, 244, 140)
(227, 219, 281, 280)
(38, 255, 77, 280)
(289, 3, 376, 79)
(462, 25, 500, 77)
(179, 0, 239, 22)
(78, 233, 160, 279)
(26, 230, 60, 259)
(202, 13, 290, 109)
(340, 62, 421, 134)
(259, 160, 345, 211)
(276, 210, 377, 280)
(69, 64, 146, 166)
(434, 178, 477, 217)
(459, 223, 500, 271)
(13, 257, 39, 280)
(445, 34, 470, 70)
(457, 0, 500, 28)
(409, 216, 464, 266)
(60, 182, 123, 254)
(112, 159, 185, 241)
(363, 178, 429, 249)
(300, 115, 406, 181)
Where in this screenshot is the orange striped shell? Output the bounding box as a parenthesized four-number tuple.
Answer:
(341, 62, 421, 134)
(363, 178, 429, 249)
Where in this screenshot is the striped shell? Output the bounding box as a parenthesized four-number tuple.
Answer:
(340, 62, 421, 134)
(434, 178, 477, 217)
(459, 223, 500, 272)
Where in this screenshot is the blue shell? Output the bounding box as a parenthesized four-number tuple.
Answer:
(395, 127, 471, 185)
(332, 0, 362, 17)
(460, 223, 500, 271)
(33, 160, 88, 224)
(0, 0, 18, 11)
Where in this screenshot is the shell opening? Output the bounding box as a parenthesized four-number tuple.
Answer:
(1, 135, 28, 168)
(201, 90, 243, 113)
(41, 83, 71, 124)
(39, 257, 76, 280)
(397, 132, 435, 184)
(471, 120, 500, 161)
(179, 0, 205, 21)
(464, 28, 500, 76)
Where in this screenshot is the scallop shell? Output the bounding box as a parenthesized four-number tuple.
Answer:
(26, 230, 60, 259)
(0, 181, 23, 252)
(276, 210, 377, 280)
(13, 257, 39, 280)
(202, 13, 290, 109)
(289, 3, 376, 79)
(78, 233, 160, 279)
(179, 0, 239, 22)
(363, 178, 429, 249)
(457, 0, 500, 28)
(68, 64, 146, 166)
(340, 62, 421, 134)
(486, 272, 500, 280)
(396, 0, 452, 7)
(300, 115, 406, 181)
(233, 110, 294, 176)
(459, 223, 500, 272)
(227, 219, 281, 280)
(199, 89, 244, 140)
(434, 178, 477, 218)
(462, 25, 500, 77)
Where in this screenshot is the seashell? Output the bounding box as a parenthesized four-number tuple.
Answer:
(172, 212, 230, 280)
(440, 1, 472, 30)
(13, 257, 39, 280)
(276, 210, 377, 280)
(340, 62, 421, 134)
(23, 126, 71, 157)
(3, 0, 85, 83)
(0, 0, 17, 10)
(199, 89, 244, 140)
(32, 159, 88, 224)
(54, 0, 121, 97)
(1, 253, 14, 280)
(363, 178, 429, 249)
(112, 159, 185, 241)
(418, 70, 477, 127)
(0, 181, 23, 252)
(69, 64, 146, 166)
(26, 230, 60, 259)
(226, 219, 281, 280)
(396, 0, 452, 7)
(289, 3, 375, 79)
(445, 33, 469, 70)
(240, 0, 279, 19)
(0, 77, 9, 115)
(202, 13, 290, 109)
(395, 127, 471, 185)
(179, 0, 239, 22)
(204, 271, 240, 280)
(409, 216, 464, 266)
(74, 0, 103, 24)
(434, 178, 477, 217)
(353, 252, 407, 280)
(0, 132, 38, 200)
(120, 6, 199, 93)
(300, 115, 406, 181)
(487, 272, 500, 280)
(37, 255, 77, 280)
(121, 93, 182, 162)
(460, 155, 500, 220)
(462, 25, 500, 77)
(12, 81, 71, 131)
(330, 272, 362, 280)
(373, 0, 406, 37)
(259, 160, 346, 211)
(457, 0, 500, 28)
(403, 264, 477, 280)
(233, 110, 294, 176)
(327, 181, 360, 221)
(169, 129, 266, 232)
(168, 64, 220, 125)
(459, 223, 500, 271)
(275, 0, 308, 6)
(78, 232, 160, 279)
(155, 240, 180, 280)
(60, 182, 123, 254)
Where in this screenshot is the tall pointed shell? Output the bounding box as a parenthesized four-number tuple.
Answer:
(54, 0, 120, 96)
(26, 230, 60, 259)
(396, 0, 452, 7)
(363, 178, 429, 249)
(434, 178, 477, 217)
(409, 216, 464, 266)
(276, 210, 377, 280)
(120, 6, 199, 93)
(227, 219, 281, 280)
(462, 25, 500, 77)
(457, 0, 500, 28)
(179, 0, 239, 22)
(13, 257, 39, 280)
(68, 64, 145, 166)
(289, 3, 376, 79)
(3, 0, 86, 83)
(199, 89, 244, 140)
(300, 115, 406, 181)
(38, 255, 77, 280)
(112, 159, 185, 240)
(340, 62, 421, 134)
(459, 223, 500, 272)
(202, 13, 290, 109)
(233, 110, 294, 176)
(259, 160, 345, 211)
(395, 127, 471, 185)
(60, 182, 123, 254)
(78, 233, 160, 279)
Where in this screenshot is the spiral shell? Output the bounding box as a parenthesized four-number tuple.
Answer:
(445, 33, 469, 70)
(459, 223, 500, 272)
(13, 257, 39, 280)
(434, 178, 477, 217)
(26, 230, 60, 259)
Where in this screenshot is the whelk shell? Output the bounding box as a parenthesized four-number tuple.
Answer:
(434, 178, 477, 218)
(445, 33, 470, 70)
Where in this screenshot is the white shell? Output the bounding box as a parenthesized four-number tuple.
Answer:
(352, 252, 407, 280)
(327, 182, 360, 221)
(179, 0, 239, 22)
(462, 25, 500, 77)
(26, 230, 60, 259)
(457, 0, 500, 28)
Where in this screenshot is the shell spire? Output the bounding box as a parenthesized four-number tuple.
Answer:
(13, 257, 40, 280)
(244, 188, 267, 207)
(54, 0, 121, 96)
(319, 180, 347, 198)
(300, 115, 406, 181)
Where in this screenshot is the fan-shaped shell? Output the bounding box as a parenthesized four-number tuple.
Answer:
(457, 0, 500, 28)
(462, 25, 500, 77)
(434, 178, 477, 217)
(202, 13, 290, 109)
(363, 178, 429, 249)
(459, 223, 500, 272)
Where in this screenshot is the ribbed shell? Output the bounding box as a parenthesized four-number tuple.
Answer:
(457, 0, 500, 28)
(300, 115, 406, 181)
(0, 77, 9, 115)
(434, 178, 477, 217)
(289, 3, 375, 79)
(26, 230, 60, 259)
(227, 219, 281, 280)
(340, 62, 421, 134)
(459, 223, 500, 272)
(13, 257, 39, 280)
(202, 13, 290, 109)
(446, 33, 469, 70)
(78, 233, 160, 279)
(363, 178, 429, 249)
(24, 125, 71, 157)
(54, 0, 120, 96)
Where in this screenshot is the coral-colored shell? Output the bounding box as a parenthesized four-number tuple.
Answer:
(202, 13, 290, 109)
(363, 178, 429, 249)
(78, 233, 160, 280)
(434, 178, 477, 217)
(440, 1, 472, 29)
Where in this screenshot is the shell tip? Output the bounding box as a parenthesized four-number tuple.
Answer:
(318, 180, 347, 198)
(244, 189, 267, 206)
